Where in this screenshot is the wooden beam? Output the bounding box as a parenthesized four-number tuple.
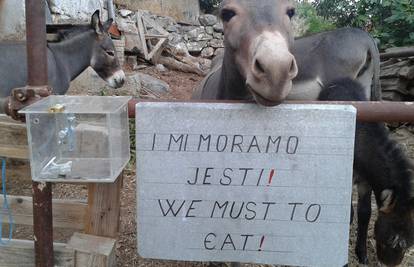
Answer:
(0, 195, 87, 230)
(381, 46, 414, 60)
(136, 12, 149, 60)
(0, 115, 28, 159)
(0, 146, 28, 159)
(147, 38, 167, 62)
(145, 34, 169, 39)
(85, 173, 123, 238)
(0, 239, 74, 267)
(67, 233, 116, 267)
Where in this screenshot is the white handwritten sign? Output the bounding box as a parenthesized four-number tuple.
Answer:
(136, 102, 356, 267)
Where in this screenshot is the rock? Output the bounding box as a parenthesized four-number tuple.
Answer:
(205, 26, 214, 35)
(208, 39, 224, 48)
(214, 48, 225, 57)
(213, 32, 223, 40)
(126, 56, 138, 69)
(199, 14, 218, 26)
(180, 25, 198, 33)
(115, 73, 142, 96)
(154, 16, 177, 29)
(156, 64, 168, 72)
(49, 0, 108, 24)
(201, 47, 215, 58)
(68, 68, 141, 97)
(119, 9, 133, 17)
(69, 67, 107, 95)
(213, 22, 224, 33)
(166, 25, 179, 33)
(124, 33, 143, 53)
(186, 27, 206, 40)
(166, 42, 190, 57)
(168, 33, 184, 45)
(138, 73, 170, 94)
(187, 41, 208, 53)
(117, 17, 139, 34)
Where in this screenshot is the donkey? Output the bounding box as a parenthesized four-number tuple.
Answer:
(193, 2, 381, 104)
(0, 10, 125, 101)
(319, 78, 414, 266)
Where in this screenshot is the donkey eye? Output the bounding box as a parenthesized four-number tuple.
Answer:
(286, 8, 295, 19)
(221, 9, 236, 22)
(106, 51, 115, 57)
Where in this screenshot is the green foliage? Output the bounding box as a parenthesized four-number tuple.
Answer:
(296, 2, 336, 35)
(199, 0, 221, 14)
(313, 0, 414, 48)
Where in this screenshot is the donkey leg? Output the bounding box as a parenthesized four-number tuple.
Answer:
(350, 203, 354, 224)
(355, 182, 372, 264)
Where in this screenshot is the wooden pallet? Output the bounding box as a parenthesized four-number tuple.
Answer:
(136, 11, 169, 62)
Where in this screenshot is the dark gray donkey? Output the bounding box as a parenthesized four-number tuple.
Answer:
(319, 78, 414, 266)
(0, 10, 125, 109)
(193, 1, 381, 105)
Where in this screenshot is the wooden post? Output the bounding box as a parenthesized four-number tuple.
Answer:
(85, 173, 123, 238)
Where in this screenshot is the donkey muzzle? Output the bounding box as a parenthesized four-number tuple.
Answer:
(107, 69, 126, 88)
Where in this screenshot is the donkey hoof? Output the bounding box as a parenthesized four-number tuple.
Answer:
(355, 246, 369, 265)
(357, 255, 369, 265)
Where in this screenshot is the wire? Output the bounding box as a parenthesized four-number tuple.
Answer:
(0, 158, 13, 246)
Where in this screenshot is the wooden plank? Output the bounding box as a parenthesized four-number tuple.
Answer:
(0, 195, 87, 230)
(0, 115, 28, 159)
(136, 12, 149, 60)
(147, 37, 167, 62)
(0, 239, 74, 267)
(85, 173, 123, 238)
(142, 15, 169, 36)
(0, 145, 29, 159)
(67, 233, 116, 267)
(145, 34, 169, 39)
(381, 46, 414, 60)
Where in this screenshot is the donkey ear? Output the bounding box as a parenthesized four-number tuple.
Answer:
(102, 19, 114, 33)
(380, 189, 396, 213)
(91, 10, 103, 34)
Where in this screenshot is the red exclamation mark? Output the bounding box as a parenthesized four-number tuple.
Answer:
(267, 169, 275, 186)
(258, 236, 265, 251)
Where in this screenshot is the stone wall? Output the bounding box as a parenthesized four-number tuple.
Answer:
(0, 0, 106, 41)
(114, 0, 199, 24)
(48, 0, 108, 24)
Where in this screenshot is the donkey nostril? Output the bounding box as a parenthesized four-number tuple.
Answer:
(254, 59, 265, 75)
(288, 59, 298, 78)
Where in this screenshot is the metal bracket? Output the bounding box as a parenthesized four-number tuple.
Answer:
(5, 86, 52, 122)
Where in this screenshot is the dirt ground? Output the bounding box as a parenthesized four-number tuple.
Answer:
(3, 66, 414, 267)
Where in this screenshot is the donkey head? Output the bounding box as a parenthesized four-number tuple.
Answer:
(375, 183, 414, 266)
(220, 0, 298, 106)
(90, 10, 125, 88)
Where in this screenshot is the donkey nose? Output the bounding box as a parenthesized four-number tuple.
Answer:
(252, 52, 298, 81)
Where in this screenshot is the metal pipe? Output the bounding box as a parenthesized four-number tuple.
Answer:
(107, 0, 116, 20)
(25, 0, 54, 266)
(32, 182, 54, 267)
(128, 99, 414, 123)
(25, 0, 48, 86)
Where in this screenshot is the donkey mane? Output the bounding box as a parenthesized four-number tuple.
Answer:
(56, 25, 93, 41)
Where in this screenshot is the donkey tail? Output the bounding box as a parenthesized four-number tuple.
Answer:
(369, 35, 382, 101)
